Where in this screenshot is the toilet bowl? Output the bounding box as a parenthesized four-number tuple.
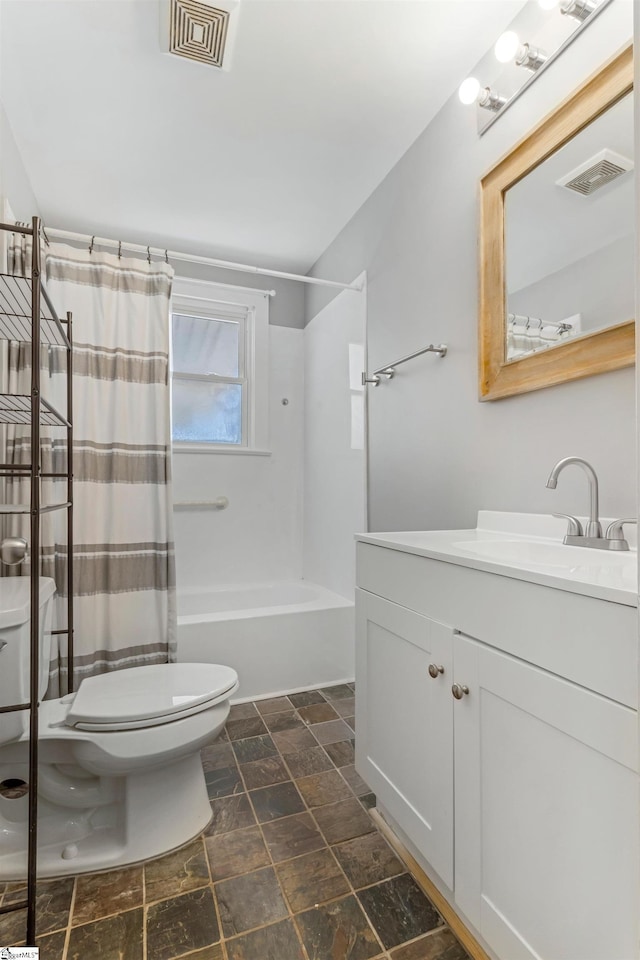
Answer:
(0, 578, 238, 879)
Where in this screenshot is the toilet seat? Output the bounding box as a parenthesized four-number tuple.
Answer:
(65, 663, 239, 732)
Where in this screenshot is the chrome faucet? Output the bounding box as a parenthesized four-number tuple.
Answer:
(546, 457, 602, 537)
(546, 457, 632, 551)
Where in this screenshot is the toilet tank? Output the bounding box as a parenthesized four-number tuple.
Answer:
(0, 577, 56, 745)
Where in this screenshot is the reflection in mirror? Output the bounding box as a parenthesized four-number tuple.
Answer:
(504, 91, 633, 362)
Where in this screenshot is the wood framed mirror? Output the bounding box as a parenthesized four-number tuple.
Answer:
(479, 45, 634, 401)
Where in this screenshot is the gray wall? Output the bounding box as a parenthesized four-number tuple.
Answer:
(0, 102, 39, 219)
(509, 234, 635, 334)
(170, 260, 304, 329)
(307, 1, 635, 531)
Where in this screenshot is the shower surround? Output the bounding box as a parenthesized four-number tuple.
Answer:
(173, 281, 366, 698)
(177, 581, 354, 700)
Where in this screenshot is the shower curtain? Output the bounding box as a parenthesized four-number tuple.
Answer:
(2, 228, 176, 692)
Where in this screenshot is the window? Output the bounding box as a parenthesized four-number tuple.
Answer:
(172, 313, 245, 444)
(171, 279, 269, 453)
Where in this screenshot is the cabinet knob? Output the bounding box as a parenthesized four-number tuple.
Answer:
(428, 663, 444, 679)
(451, 683, 469, 700)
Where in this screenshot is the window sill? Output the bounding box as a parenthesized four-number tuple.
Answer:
(172, 443, 272, 457)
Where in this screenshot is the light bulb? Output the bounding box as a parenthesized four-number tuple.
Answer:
(494, 31, 521, 64)
(458, 76, 480, 105)
(538, 0, 559, 9)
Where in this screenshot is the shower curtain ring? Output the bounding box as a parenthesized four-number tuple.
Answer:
(147, 246, 152, 265)
(89, 236, 95, 255)
(165, 249, 169, 264)
(118, 240, 122, 259)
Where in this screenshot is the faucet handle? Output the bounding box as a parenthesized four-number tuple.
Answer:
(553, 513, 584, 537)
(605, 518, 637, 541)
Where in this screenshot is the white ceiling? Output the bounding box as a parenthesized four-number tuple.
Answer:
(1, 0, 526, 273)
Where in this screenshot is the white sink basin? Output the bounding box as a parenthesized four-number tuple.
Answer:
(453, 538, 634, 571)
(356, 512, 638, 606)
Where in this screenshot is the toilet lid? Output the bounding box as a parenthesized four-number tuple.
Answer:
(65, 663, 238, 730)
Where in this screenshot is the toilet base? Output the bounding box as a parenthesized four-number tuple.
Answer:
(0, 752, 212, 879)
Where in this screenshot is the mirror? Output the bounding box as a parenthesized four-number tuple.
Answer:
(505, 91, 633, 362)
(479, 46, 634, 401)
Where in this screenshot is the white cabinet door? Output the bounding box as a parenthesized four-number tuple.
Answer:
(355, 588, 454, 887)
(453, 632, 639, 960)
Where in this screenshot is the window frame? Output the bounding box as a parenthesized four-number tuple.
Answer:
(172, 312, 248, 447)
(171, 278, 270, 455)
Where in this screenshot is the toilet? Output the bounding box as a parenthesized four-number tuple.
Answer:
(0, 577, 238, 879)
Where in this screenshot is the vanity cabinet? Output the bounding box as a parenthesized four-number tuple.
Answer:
(356, 541, 639, 960)
(453, 632, 638, 960)
(355, 589, 454, 887)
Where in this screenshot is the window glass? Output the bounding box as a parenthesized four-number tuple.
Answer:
(170, 282, 268, 453)
(172, 379, 243, 444)
(172, 314, 240, 378)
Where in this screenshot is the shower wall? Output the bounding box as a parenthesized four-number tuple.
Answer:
(172, 324, 304, 590)
(303, 276, 367, 599)
(172, 277, 367, 598)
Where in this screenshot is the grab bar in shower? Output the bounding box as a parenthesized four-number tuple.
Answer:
(173, 497, 229, 510)
(362, 343, 448, 386)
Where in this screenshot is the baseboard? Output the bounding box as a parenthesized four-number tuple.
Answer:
(230, 677, 355, 705)
(370, 809, 491, 960)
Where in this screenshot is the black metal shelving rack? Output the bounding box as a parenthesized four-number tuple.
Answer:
(0, 216, 73, 946)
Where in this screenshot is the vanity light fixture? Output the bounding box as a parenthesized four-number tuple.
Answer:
(463, 0, 611, 133)
(537, 0, 598, 22)
(561, 0, 599, 22)
(458, 77, 506, 112)
(494, 31, 547, 71)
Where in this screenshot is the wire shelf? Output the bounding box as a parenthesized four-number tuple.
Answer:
(0, 394, 70, 427)
(0, 217, 74, 943)
(0, 501, 71, 514)
(0, 274, 69, 347)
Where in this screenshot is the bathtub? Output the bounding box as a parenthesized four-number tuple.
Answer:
(176, 580, 355, 701)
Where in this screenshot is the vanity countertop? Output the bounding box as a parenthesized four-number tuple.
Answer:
(356, 511, 637, 607)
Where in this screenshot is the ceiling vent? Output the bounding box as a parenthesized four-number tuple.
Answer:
(556, 149, 634, 197)
(161, 0, 239, 70)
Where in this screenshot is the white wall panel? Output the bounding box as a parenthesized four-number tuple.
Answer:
(303, 279, 367, 598)
(173, 325, 304, 588)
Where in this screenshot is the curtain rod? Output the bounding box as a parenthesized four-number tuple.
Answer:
(46, 228, 363, 293)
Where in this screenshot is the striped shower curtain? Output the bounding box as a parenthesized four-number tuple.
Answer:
(2, 232, 177, 690)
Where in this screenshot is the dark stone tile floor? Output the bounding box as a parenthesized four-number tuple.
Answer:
(0, 684, 470, 960)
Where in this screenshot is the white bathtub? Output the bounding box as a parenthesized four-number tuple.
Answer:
(176, 580, 355, 702)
